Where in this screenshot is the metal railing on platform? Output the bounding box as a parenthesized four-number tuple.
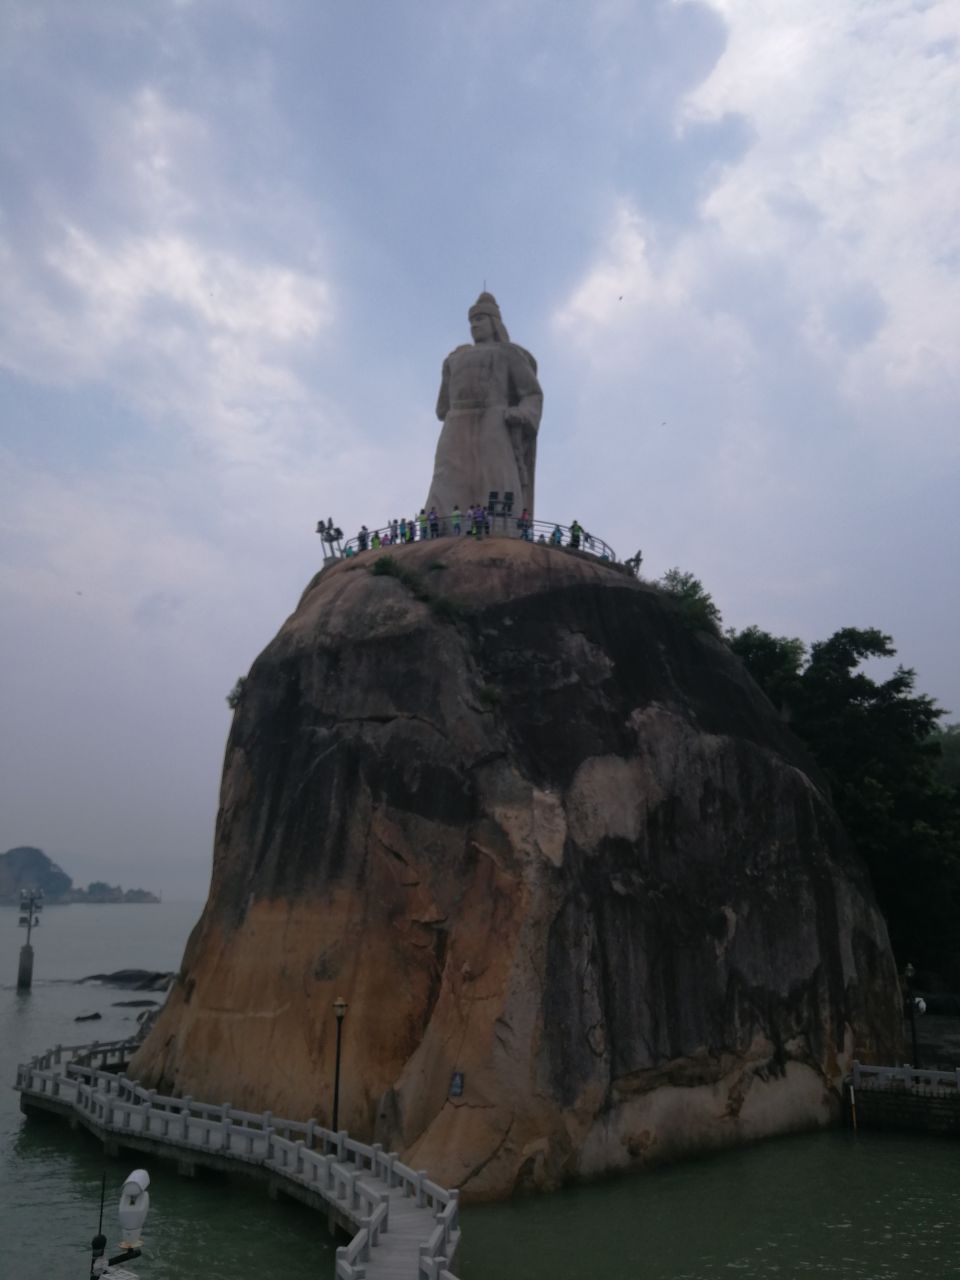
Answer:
(850, 1061, 960, 1094)
(332, 515, 617, 563)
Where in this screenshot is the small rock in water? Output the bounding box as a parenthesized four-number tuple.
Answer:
(111, 999, 158, 1007)
(79, 969, 174, 991)
(75, 1011, 102, 1022)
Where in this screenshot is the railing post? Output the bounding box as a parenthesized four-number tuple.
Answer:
(338, 1130, 347, 1161)
(305, 1117, 316, 1150)
(295, 1139, 304, 1174)
(181, 1096, 193, 1141)
(416, 1170, 427, 1207)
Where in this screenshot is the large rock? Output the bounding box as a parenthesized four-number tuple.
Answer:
(131, 538, 901, 1198)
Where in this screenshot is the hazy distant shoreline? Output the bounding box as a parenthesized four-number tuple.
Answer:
(0, 846, 160, 905)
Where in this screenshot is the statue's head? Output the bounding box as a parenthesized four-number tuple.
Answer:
(469, 292, 510, 344)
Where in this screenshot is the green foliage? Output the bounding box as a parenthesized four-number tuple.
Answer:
(657, 567, 723, 635)
(478, 684, 501, 709)
(226, 677, 247, 710)
(730, 624, 960, 982)
(725, 625, 806, 715)
(429, 595, 463, 622)
(371, 555, 403, 579)
(369, 556, 461, 622)
(929, 723, 960, 790)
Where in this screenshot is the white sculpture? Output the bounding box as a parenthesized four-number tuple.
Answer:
(425, 292, 543, 520)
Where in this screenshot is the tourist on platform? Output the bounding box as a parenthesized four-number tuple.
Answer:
(429, 507, 440, 538)
(399, 517, 408, 544)
(358, 525, 369, 552)
(518, 508, 531, 540)
(473, 503, 485, 538)
(407, 518, 416, 543)
(551, 524, 562, 546)
(418, 509, 429, 541)
(391, 518, 399, 544)
(569, 520, 582, 550)
(371, 530, 382, 550)
(452, 505, 462, 535)
(537, 533, 547, 544)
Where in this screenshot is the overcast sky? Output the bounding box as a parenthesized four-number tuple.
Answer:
(1, 0, 958, 900)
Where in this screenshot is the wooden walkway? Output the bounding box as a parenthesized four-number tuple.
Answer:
(15, 1038, 460, 1280)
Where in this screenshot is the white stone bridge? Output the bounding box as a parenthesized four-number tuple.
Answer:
(16, 1038, 461, 1280)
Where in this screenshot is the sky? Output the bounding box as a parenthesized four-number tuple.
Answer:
(1, 0, 958, 901)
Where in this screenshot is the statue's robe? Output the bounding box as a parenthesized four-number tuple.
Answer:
(425, 340, 543, 520)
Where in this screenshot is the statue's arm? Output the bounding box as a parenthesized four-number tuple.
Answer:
(506, 349, 543, 433)
(436, 356, 451, 421)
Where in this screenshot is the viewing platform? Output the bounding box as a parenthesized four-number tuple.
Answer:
(318, 512, 623, 567)
(16, 1039, 461, 1280)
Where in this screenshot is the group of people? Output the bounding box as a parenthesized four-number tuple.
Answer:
(348, 510, 599, 556)
(352, 504, 531, 552)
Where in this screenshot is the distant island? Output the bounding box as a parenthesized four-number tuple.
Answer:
(0, 846, 160, 905)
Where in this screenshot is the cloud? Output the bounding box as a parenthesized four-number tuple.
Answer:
(684, 0, 960, 421)
(0, 77, 336, 474)
(555, 0, 960, 464)
(548, 0, 960, 712)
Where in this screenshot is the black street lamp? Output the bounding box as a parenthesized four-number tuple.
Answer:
(903, 962, 920, 1067)
(332, 996, 348, 1131)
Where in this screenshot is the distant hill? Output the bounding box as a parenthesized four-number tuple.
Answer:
(0, 846, 159, 904)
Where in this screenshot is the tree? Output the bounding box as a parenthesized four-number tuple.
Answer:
(728, 625, 960, 982)
(929, 723, 960, 791)
(724, 625, 805, 719)
(657, 568, 723, 635)
(226, 677, 247, 710)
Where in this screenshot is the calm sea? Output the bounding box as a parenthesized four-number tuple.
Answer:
(3, 902, 959, 1280)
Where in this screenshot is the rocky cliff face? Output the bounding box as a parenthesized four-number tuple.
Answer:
(132, 539, 901, 1198)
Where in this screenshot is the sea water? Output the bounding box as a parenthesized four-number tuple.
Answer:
(2, 902, 959, 1280)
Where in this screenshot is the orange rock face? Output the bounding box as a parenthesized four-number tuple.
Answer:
(131, 539, 901, 1198)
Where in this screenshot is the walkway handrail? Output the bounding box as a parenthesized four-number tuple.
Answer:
(16, 1043, 461, 1280)
(338, 515, 617, 563)
(850, 1061, 960, 1092)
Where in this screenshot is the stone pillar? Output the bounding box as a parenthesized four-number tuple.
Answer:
(16, 944, 34, 992)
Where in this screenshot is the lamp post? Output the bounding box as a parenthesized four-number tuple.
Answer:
(903, 962, 919, 1067)
(332, 996, 348, 1131)
(17, 887, 43, 992)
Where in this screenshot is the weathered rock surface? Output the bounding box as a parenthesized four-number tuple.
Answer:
(131, 538, 901, 1199)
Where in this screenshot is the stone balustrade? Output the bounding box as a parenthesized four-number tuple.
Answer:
(16, 1039, 460, 1280)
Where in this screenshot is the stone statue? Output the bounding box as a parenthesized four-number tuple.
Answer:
(425, 293, 543, 520)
